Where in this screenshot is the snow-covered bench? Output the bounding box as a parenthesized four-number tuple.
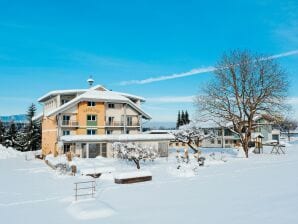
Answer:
(114, 171, 152, 184)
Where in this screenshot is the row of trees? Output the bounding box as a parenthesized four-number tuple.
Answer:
(176, 110, 190, 129)
(0, 104, 41, 151)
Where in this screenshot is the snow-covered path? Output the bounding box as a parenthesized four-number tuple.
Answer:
(0, 144, 298, 224)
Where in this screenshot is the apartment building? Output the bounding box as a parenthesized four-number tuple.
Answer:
(38, 84, 173, 158)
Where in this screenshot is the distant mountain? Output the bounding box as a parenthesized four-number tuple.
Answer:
(0, 114, 27, 123)
(143, 121, 176, 129)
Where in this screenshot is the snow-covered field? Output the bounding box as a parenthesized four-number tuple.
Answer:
(0, 143, 298, 224)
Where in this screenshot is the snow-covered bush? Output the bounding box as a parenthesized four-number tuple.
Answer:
(112, 142, 158, 169)
(172, 121, 216, 153)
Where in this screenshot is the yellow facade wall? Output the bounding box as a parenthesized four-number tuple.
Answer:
(76, 101, 105, 135)
(41, 116, 58, 156)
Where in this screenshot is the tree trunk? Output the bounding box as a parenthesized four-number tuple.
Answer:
(242, 141, 249, 158)
(187, 142, 198, 153)
(133, 158, 140, 169)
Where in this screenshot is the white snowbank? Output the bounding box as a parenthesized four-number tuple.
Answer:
(67, 200, 115, 220)
(0, 145, 23, 159)
(80, 167, 115, 175)
(114, 171, 152, 179)
(45, 154, 68, 166)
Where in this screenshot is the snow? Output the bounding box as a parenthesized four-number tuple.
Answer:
(1, 142, 298, 224)
(61, 133, 175, 142)
(45, 88, 151, 119)
(0, 145, 23, 159)
(114, 171, 152, 179)
(38, 85, 146, 103)
(80, 167, 115, 175)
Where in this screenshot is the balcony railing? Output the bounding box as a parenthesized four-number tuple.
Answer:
(105, 121, 140, 127)
(61, 120, 79, 127)
(106, 121, 125, 126)
(126, 122, 140, 127)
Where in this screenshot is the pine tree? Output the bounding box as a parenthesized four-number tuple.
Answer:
(0, 120, 5, 145)
(7, 121, 17, 146)
(181, 111, 185, 125)
(24, 104, 41, 151)
(12, 104, 41, 151)
(185, 110, 190, 124)
(176, 111, 181, 129)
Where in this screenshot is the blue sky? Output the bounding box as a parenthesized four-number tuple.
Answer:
(0, 0, 297, 123)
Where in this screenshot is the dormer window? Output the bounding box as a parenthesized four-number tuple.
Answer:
(88, 101, 96, 107)
(61, 99, 69, 105)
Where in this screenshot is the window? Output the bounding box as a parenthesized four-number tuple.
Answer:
(63, 144, 71, 153)
(63, 115, 70, 121)
(217, 140, 221, 145)
(127, 116, 133, 126)
(87, 101, 96, 107)
(87, 129, 97, 135)
(211, 139, 215, 144)
(126, 129, 130, 134)
(63, 130, 70, 136)
(87, 115, 97, 121)
(107, 117, 114, 125)
(62, 115, 70, 125)
(108, 103, 115, 108)
(61, 99, 69, 105)
(106, 130, 113, 135)
(225, 140, 229, 144)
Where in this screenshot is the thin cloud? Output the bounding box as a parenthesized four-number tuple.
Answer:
(266, 50, 298, 59)
(120, 67, 215, 85)
(147, 95, 195, 103)
(120, 50, 298, 85)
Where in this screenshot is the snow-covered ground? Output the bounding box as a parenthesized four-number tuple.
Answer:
(0, 142, 298, 224)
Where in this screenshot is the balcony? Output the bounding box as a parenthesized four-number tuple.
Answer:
(106, 121, 124, 126)
(105, 121, 140, 127)
(61, 120, 79, 127)
(126, 121, 140, 127)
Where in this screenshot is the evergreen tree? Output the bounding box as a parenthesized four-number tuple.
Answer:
(176, 111, 181, 129)
(0, 120, 6, 145)
(12, 104, 41, 151)
(185, 110, 190, 124)
(24, 104, 41, 151)
(181, 111, 185, 125)
(7, 121, 17, 146)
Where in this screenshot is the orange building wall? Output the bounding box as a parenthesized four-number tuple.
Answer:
(41, 116, 58, 156)
(76, 101, 105, 135)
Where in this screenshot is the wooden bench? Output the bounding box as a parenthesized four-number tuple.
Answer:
(114, 171, 152, 184)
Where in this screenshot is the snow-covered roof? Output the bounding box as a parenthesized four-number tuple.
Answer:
(38, 85, 146, 103)
(45, 89, 151, 119)
(145, 130, 173, 134)
(38, 89, 87, 102)
(60, 134, 175, 142)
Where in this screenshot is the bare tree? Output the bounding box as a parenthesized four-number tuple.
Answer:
(197, 50, 288, 158)
(276, 117, 298, 141)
